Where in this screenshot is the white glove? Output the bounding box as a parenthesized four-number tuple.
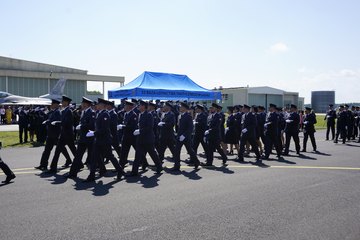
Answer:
(242, 128, 248, 133)
(42, 120, 48, 125)
(326, 115, 330, 119)
(193, 121, 198, 125)
(86, 130, 94, 137)
(225, 127, 229, 134)
(179, 135, 185, 142)
(203, 137, 207, 143)
(158, 122, 165, 127)
(303, 121, 308, 125)
(117, 124, 125, 130)
(133, 129, 140, 136)
(204, 130, 210, 135)
(285, 119, 293, 123)
(51, 121, 61, 126)
(75, 124, 81, 130)
(264, 122, 271, 126)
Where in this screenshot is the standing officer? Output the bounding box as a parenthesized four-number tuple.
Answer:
(192, 104, 208, 156)
(127, 100, 163, 176)
(107, 101, 122, 159)
(225, 106, 238, 155)
(157, 102, 176, 162)
(262, 104, 282, 159)
(0, 144, 16, 184)
(65, 97, 95, 178)
(201, 103, 227, 166)
(344, 104, 353, 141)
(325, 104, 337, 140)
(84, 98, 124, 182)
(48, 96, 77, 172)
(257, 106, 267, 149)
(302, 107, 317, 152)
(237, 105, 261, 163)
(35, 99, 72, 171)
(17, 107, 29, 144)
(334, 105, 347, 144)
(283, 104, 300, 155)
(170, 102, 200, 171)
(118, 100, 138, 168)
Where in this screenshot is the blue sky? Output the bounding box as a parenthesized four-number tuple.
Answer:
(1, 0, 360, 103)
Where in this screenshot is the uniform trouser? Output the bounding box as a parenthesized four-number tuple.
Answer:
(132, 142, 162, 174)
(284, 132, 300, 154)
(326, 123, 335, 140)
(238, 135, 261, 159)
(69, 141, 93, 175)
(192, 135, 207, 155)
(50, 136, 76, 169)
(39, 137, 71, 168)
(264, 134, 282, 157)
(206, 139, 227, 165)
(89, 144, 123, 178)
(174, 139, 200, 168)
(0, 158, 13, 176)
(354, 125, 358, 138)
(19, 125, 28, 143)
(158, 136, 176, 161)
(303, 132, 317, 150)
(347, 125, 354, 140)
(335, 128, 347, 143)
(111, 141, 122, 159)
(119, 139, 136, 167)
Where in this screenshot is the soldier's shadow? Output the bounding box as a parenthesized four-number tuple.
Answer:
(267, 157, 296, 165)
(92, 180, 117, 196)
(182, 169, 202, 180)
(202, 165, 235, 174)
(297, 154, 317, 160)
(139, 174, 162, 188)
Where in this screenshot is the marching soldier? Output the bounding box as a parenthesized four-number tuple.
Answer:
(356, 106, 360, 143)
(118, 100, 138, 168)
(170, 102, 200, 171)
(302, 107, 317, 152)
(107, 101, 122, 159)
(84, 98, 124, 182)
(157, 102, 176, 162)
(344, 104, 354, 141)
(148, 102, 160, 152)
(65, 97, 96, 178)
(334, 105, 347, 144)
(257, 106, 267, 149)
(48, 96, 77, 172)
(238, 105, 261, 163)
(201, 103, 227, 166)
(283, 104, 300, 155)
(0, 144, 16, 184)
(192, 104, 208, 156)
(262, 104, 282, 159)
(35, 99, 72, 171)
(127, 100, 163, 176)
(325, 104, 337, 140)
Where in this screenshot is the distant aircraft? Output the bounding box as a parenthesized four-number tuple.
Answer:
(0, 78, 67, 105)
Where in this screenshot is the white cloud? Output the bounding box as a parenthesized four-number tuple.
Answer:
(269, 42, 289, 53)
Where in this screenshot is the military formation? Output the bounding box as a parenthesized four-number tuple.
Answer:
(1, 98, 360, 184)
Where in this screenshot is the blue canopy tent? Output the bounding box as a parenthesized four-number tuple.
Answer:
(108, 71, 221, 101)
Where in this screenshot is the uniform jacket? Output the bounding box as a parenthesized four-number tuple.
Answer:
(207, 112, 221, 141)
(46, 109, 61, 140)
(177, 112, 193, 141)
(94, 109, 112, 145)
(108, 109, 119, 143)
(284, 112, 300, 134)
(303, 112, 317, 134)
(122, 110, 138, 143)
(159, 111, 175, 139)
(325, 109, 337, 123)
(79, 107, 95, 143)
(264, 112, 278, 136)
(194, 112, 208, 138)
(241, 112, 257, 138)
(137, 111, 155, 144)
(60, 107, 74, 138)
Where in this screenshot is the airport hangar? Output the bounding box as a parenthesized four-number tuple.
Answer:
(0, 56, 124, 104)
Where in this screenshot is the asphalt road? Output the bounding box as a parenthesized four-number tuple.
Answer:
(1, 130, 360, 240)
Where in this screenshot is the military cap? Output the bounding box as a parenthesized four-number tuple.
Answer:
(258, 105, 265, 110)
(131, 98, 138, 104)
(339, 105, 344, 108)
(165, 101, 173, 109)
(81, 97, 93, 105)
(344, 104, 349, 108)
(196, 104, 204, 110)
(243, 104, 251, 109)
(305, 107, 312, 111)
(234, 105, 241, 111)
(92, 101, 98, 106)
(124, 100, 135, 106)
(276, 107, 283, 111)
(138, 100, 148, 107)
(211, 103, 220, 109)
(180, 102, 190, 109)
(269, 103, 277, 108)
(97, 98, 108, 105)
(51, 99, 60, 104)
(148, 102, 157, 108)
(227, 106, 234, 111)
(62, 95, 72, 102)
(329, 104, 334, 107)
(290, 104, 297, 109)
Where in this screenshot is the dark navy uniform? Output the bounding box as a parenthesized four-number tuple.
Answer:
(49, 106, 76, 170)
(17, 108, 29, 143)
(157, 111, 176, 161)
(173, 111, 200, 169)
(334, 107, 347, 144)
(38, 108, 71, 169)
(119, 109, 138, 167)
(109, 109, 121, 158)
(131, 110, 162, 175)
(303, 111, 317, 151)
(68, 107, 96, 177)
(257, 110, 267, 146)
(238, 109, 261, 162)
(263, 111, 282, 159)
(225, 113, 238, 144)
(325, 107, 337, 140)
(204, 112, 227, 165)
(192, 111, 208, 155)
(283, 111, 300, 155)
(87, 108, 123, 181)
